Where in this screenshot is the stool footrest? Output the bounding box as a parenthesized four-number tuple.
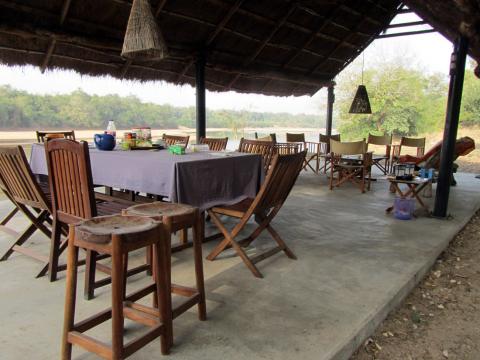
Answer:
(173, 294, 201, 319)
(124, 303, 160, 327)
(68, 331, 112, 359)
(172, 284, 197, 297)
(124, 324, 165, 357)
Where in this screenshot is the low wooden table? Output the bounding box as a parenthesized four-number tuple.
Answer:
(386, 176, 432, 214)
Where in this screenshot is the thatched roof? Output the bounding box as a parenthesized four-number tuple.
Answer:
(0, 1, 477, 97)
(0, 0, 402, 96)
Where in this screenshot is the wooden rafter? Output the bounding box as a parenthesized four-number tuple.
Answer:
(227, 2, 298, 89)
(309, 0, 383, 75)
(176, 0, 244, 83)
(40, 0, 72, 73)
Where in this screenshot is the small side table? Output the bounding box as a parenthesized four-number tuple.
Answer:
(386, 176, 432, 214)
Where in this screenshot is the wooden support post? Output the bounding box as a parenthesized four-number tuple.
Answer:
(433, 37, 468, 218)
(326, 84, 335, 136)
(195, 51, 206, 142)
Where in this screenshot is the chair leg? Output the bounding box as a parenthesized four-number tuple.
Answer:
(0, 207, 18, 226)
(62, 234, 79, 360)
(111, 243, 124, 359)
(193, 212, 206, 321)
(0, 223, 36, 261)
(48, 219, 62, 282)
(266, 224, 297, 260)
(84, 250, 97, 300)
(153, 241, 172, 355)
(146, 246, 152, 276)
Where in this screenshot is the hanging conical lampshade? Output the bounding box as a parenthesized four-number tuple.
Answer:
(121, 0, 168, 60)
(349, 85, 372, 114)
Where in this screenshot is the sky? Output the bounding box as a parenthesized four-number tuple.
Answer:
(0, 13, 458, 116)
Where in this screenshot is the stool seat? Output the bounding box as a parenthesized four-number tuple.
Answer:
(75, 215, 158, 244)
(125, 201, 195, 218)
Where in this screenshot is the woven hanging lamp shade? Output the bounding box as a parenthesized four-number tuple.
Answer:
(121, 0, 168, 60)
(349, 85, 372, 114)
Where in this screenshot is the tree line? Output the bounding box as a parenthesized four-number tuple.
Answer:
(335, 60, 480, 140)
(0, 85, 323, 130)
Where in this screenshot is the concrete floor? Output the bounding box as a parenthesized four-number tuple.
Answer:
(0, 172, 479, 360)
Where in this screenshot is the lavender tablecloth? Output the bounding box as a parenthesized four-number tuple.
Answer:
(30, 143, 263, 210)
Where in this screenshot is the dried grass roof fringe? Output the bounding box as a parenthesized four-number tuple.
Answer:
(0, 0, 478, 97)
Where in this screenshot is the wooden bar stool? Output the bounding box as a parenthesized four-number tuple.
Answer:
(123, 202, 207, 341)
(62, 215, 172, 360)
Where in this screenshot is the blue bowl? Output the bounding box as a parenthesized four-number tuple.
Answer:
(94, 133, 116, 151)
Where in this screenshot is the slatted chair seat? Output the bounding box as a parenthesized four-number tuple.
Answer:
(210, 198, 254, 218)
(44, 138, 147, 299)
(207, 151, 306, 278)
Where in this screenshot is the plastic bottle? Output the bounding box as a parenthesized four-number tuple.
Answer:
(106, 120, 116, 138)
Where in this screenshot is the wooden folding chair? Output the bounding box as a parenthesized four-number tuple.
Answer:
(36, 130, 76, 143)
(255, 132, 277, 143)
(286, 133, 321, 173)
(199, 136, 228, 151)
(206, 151, 306, 278)
(44, 138, 147, 299)
(274, 142, 300, 155)
(0, 177, 20, 239)
(329, 139, 372, 193)
(390, 136, 426, 173)
(319, 133, 341, 173)
(238, 138, 276, 173)
(0, 146, 57, 275)
(367, 133, 392, 175)
(162, 134, 190, 147)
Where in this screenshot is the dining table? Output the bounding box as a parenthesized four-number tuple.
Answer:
(29, 143, 264, 211)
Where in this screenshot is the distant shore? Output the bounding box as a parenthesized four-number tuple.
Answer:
(0, 127, 326, 143)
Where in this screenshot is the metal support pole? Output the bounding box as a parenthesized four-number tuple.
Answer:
(433, 37, 468, 218)
(195, 52, 206, 142)
(326, 84, 335, 136)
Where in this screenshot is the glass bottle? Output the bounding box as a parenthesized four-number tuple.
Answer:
(106, 120, 116, 138)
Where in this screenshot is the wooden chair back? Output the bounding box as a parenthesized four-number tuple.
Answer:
(330, 139, 366, 156)
(248, 151, 306, 214)
(275, 142, 300, 155)
(286, 133, 305, 143)
(319, 134, 341, 143)
(400, 136, 425, 156)
(319, 134, 340, 153)
(199, 137, 228, 151)
(162, 134, 190, 147)
(36, 130, 76, 143)
(368, 133, 392, 146)
(255, 132, 277, 143)
(238, 138, 275, 172)
(0, 146, 50, 210)
(45, 139, 97, 224)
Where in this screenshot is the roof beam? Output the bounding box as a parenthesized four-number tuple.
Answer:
(176, 0, 245, 83)
(386, 20, 428, 29)
(40, 0, 73, 73)
(309, 0, 383, 75)
(227, 2, 298, 89)
(376, 29, 436, 39)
